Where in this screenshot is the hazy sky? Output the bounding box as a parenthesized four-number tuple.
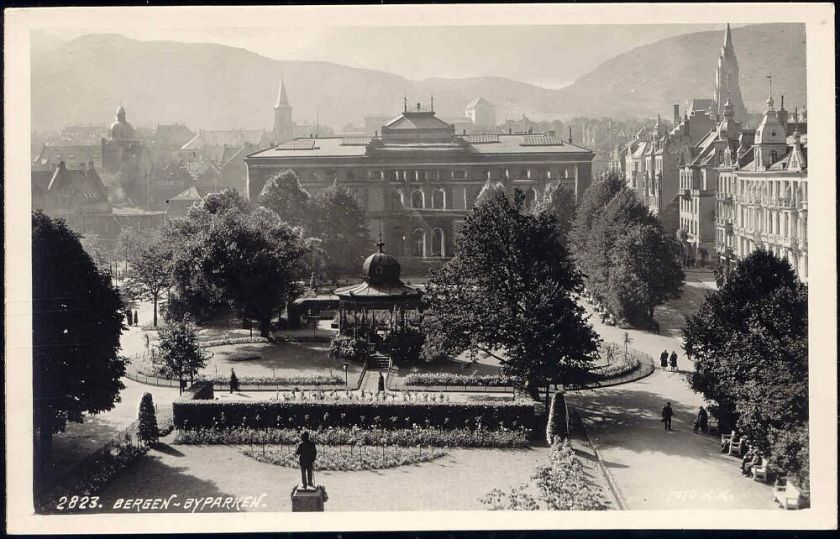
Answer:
(49, 24, 738, 88)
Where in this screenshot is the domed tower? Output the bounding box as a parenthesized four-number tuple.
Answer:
(716, 97, 740, 141)
(109, 104, 136, 142)
(714, 24, 747, 121)
(272, 78, 294, 145)
(753, 93, 788, 169)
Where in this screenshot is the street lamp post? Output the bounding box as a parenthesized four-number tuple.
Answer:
(343, 362, 349, 391)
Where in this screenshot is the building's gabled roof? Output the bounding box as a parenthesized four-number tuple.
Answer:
(384, 111, 452, 131)
(689, 98, 715, 113)
(33, 144, 102, 168)
(465, 97, 491, 110)
(181, 129, 266, 150)
(170, 185, 202, 202)
(46, 164, 109, 203)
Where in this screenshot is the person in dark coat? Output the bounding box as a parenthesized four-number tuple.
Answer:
(669, 351, 678, 371)
(377, 372, 385, 393)
(660, 350, 669, 368)
(662, 402, 674, 431)
(694, 406, 709, 434)
(295, 431, 317, 489)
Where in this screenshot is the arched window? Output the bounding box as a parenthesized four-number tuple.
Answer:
(392, 226, 406, 256)
(411, 190, 424, 209)
(431, 228, 445, 257)
(391, 189, 404, 209)
(411, 229, 426, 257)
(525, 188, 538, 210)
(432, 189, 445, 209)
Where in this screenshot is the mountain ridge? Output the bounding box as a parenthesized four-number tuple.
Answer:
(31, 23, 805, 131)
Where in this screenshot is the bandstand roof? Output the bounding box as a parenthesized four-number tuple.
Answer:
(334, 239, 422, 303)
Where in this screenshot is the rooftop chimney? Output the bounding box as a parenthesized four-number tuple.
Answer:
(568, 126, 573, 144)
(58, 161, 66, 171)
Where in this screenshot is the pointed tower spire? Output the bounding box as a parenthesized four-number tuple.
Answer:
(724, 23, 733, 50)
(275, 78, 290, 109)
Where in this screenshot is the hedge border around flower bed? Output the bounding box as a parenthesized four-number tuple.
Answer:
(173, 398, 539, 432)
(242, 444, 447, 471)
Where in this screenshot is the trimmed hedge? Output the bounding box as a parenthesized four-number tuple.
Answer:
(173, 399, 538, 432)
(199, 336, 269, 348)
(546, 392, 568, 444)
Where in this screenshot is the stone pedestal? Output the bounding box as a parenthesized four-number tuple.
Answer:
(291, 486, 326, 512)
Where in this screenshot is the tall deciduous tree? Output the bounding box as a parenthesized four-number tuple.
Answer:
(32, 211, 127, 482)
(421, 189, 599, 404)
(534, 182, 576, 245)
(683, 249, 808, 488)
(157, 319, 210, 389)
(257, 169, 313, 230)
(570, 177, 683, 325)
(312, 183, 369, 281)
(204, 206, 309, 336)
(126, 230, 172, 327)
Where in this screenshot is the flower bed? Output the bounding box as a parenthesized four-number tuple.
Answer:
(173, 396, 538, 432)
(403, 373, 511, 387)
(242, 444, 447, 470)
(132, 354, 343, 386)
(175, 424, 531, 448)
(590, 354, 640, 378)
(36, 441, 148, 513)
(226, 351, 262, 361)
(199, 336, 269, 348)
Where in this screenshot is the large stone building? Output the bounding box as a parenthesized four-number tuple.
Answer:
(245, 102, 594, 274)
(715, 96, 808, 280)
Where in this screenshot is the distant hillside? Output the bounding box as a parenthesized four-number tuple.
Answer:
(31, 24, 805, 131)
(555, 23, 807, 120)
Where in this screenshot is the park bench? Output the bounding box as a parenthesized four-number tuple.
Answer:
(728, 437, 747, 457)
(708, 417, 720, 435)
(720, 430, 736, 451)
(751, 458, 771, 482)
(773, 478, 804, 510)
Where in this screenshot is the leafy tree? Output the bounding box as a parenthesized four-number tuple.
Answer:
(202, 188, 251, 216)
(474, 179, 505, 207)
(32, 211, 127, 481)
(157, 319, 210, 389)
(257, 169, 313, 230)
(126, 230, 172, 327)
(311, 183, 369, 281)
(78, 233, 109, 270)
(571, 180, 682, 325)
(683, 249, 808, 487)
(606, 220, 684, 323)
(534, 182, 576, 244)
(421, 189, 599, 404)
(203, 206, 309, 336)
(163, 208, 227, 322)
(137, 393, 159, 444)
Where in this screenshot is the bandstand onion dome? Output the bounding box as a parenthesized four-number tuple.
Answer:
(334, 241, 421, 301)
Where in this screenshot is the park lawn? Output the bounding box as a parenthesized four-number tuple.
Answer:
(92, 440, 551, 512)
(203, 341, 363, 385)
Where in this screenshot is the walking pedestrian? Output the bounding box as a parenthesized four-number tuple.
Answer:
(660, 349, 669, 369)
(694, 406, 709, 434)
(662, 402, 674, 431)
(377, 372, 385, 393)
(669, 351, 678, 372)
(133, 310, 139, 326)
(295, 431, 317, 489)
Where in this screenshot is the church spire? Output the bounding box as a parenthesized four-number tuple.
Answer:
(275, 78, 290, 109)
(724, 23, 733, 50)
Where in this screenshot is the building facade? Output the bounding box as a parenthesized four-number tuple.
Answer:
(716, 95, 808, 281)
(245, 104, 594, 273)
